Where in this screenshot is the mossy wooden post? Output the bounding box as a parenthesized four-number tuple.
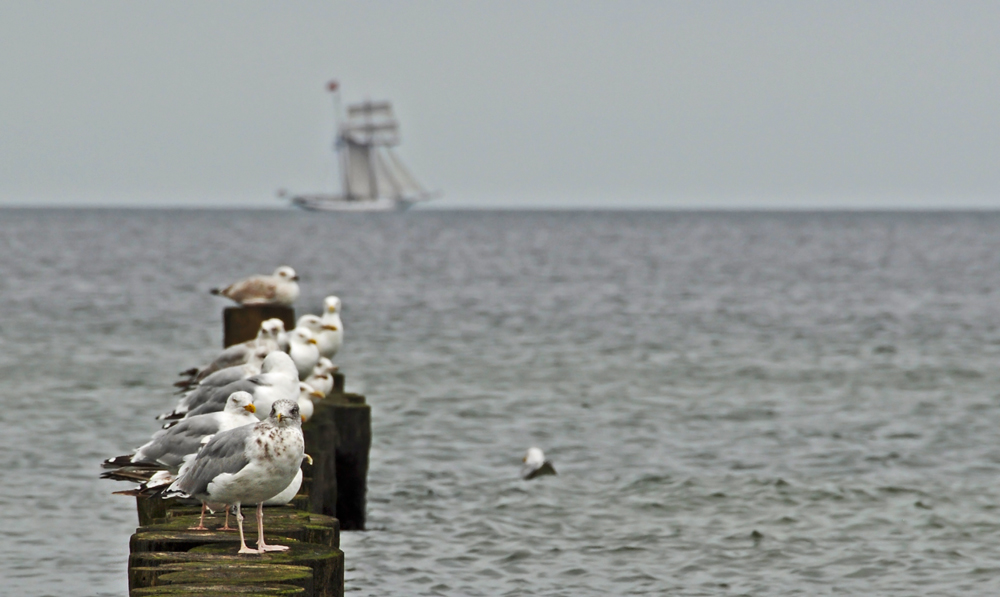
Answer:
(329, 394, 370, 531)
(301, 400, 340, 518)
(224, 306, 296, 348)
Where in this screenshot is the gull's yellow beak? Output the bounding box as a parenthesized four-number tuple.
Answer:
(304, 454, 314, 465)
(301, 415, 307, 422)
(323, 324, 338, 331)
(244, 404, 256, 413)
(310, 389, 324, 398)
(277, 413, 283, 423)
(308, 338, 318, 345)
(522, 456, 527, 463)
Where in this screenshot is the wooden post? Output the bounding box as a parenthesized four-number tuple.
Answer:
(223, 305, 296, 347)
(329, 394, 370, 531)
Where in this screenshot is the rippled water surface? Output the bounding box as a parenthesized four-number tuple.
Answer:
(4, 210, 1000, 595)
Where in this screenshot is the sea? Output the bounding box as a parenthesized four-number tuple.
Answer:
(3, 209, 1000, 596)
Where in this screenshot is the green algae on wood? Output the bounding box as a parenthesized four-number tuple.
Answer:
(131, 584, 305, 596)
(191, 540, 343, 597)
(134, 563, 313, 595)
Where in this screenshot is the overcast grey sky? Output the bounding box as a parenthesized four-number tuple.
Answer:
(1, 1, 998, 209)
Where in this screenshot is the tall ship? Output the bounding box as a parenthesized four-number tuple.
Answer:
(284, 81, 438, 212)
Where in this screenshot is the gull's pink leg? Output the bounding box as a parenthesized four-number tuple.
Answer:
(220, 505, 234, 531)
(256, 502, 289, 552)
(189, 502, 209, 531)
(236, 503, 261, 554)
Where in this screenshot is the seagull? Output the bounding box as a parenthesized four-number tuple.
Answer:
(297, 382, 323, 422)
(319, 296, 344, 359)
(521, 447, 557, 480)
(285, 327, 320, 381)
(210, 266, 300, 306)
(175, 319, 284, 390)
(173, 345, 270, 398)
(103, 392, 259, 474)
(295, 314, 340, 363)
(163, 352, 299, 421)
(304, 357, 336, 398)
(164, 399, 306, 554)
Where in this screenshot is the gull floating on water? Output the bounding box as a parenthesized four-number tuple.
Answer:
(210, 266, 300, 306)
(164, 399, 306, 554)
(521, 447, 557, 480)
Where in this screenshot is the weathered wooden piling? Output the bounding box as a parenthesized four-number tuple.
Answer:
(223, 305, 296, 347)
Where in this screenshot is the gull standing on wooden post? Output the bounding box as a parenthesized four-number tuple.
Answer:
(210, 266, 300, 306)
(164, 400, 306, 554)
(319, 296, 344, 359)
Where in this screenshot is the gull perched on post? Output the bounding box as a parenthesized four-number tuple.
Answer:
(164, 399, 306, 554)
(210, 266, 300, 306)
(319, 296, 344, 359)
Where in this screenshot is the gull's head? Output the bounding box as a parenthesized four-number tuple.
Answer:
(299, 381, 325, 400)
(261, 351, 297, 376)
(248, 346, 271, 366)
(275, 266, 299, 282)
(270, 399, 301, 426)
(523, 447, 546, 467)
(296, 314, 324, 335)
(260, 318, 286, 338)
(324, 296, 341, 314)
(290, 328, 318, 346)
(314, 357, 335, 375)
(224, 391, 256, 415)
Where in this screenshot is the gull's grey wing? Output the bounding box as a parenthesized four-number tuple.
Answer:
(196, 365, 250, 390)
(169, 425, 254, 498)
(135, 413, 222, 470)
(192, 343, 252, 383)
(184, 377, 266, 418)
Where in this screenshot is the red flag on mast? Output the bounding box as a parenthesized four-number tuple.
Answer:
(327, 80, 339, 92)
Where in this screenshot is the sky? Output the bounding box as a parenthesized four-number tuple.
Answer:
(1, 1, 998, 209)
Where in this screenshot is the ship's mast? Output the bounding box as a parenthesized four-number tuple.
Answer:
(327, 80, 352, 201)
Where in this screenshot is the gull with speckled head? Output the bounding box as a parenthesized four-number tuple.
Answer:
(164, 399, 306, 554)
(210, 266, 300, 306)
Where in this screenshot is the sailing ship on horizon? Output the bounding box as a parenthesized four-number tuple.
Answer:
(283, 81, 439, 212)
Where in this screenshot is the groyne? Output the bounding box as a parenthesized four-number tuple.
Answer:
(124, 305, 370, 596)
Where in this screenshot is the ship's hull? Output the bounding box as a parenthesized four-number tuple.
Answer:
(290, 195, 415, 212)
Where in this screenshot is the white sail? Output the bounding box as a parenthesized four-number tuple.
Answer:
(383, 148, 427, 196)
(344, 141, 374, 199)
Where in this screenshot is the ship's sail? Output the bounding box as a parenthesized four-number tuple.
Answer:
(339, 101, 430, 201)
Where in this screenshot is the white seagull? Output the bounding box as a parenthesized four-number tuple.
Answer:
(164, 399, 306, 554)
(285, 327, 320, 381)
(304, 357, 336, 398)
(319, 296, 344, 359)
(521, 447, 557, 480)
(165, 352, 299, 420)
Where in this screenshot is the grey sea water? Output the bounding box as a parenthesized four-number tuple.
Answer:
(3, 210, 1000, 595)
